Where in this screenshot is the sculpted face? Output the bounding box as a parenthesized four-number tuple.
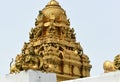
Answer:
(114, 55, 120, 70)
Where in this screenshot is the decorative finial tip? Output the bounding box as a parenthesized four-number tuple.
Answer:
(47, 0, 59, 6)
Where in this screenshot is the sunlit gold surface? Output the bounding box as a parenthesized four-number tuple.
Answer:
(103, 54, 120, 73)
(103, 60, 115, 73)
(10, 0, 92, 82)
(114, 54, 120, 70)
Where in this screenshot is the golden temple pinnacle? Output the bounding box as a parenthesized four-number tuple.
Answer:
(10, 0, 92, 82)
(47, 0, 59, 6)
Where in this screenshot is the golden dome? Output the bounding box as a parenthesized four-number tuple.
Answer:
(47, 0, 59, 6)
(37, 0, 68, 23)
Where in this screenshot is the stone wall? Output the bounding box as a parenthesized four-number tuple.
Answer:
(62, 71, 120, 82)
(0, 70, 56, 82)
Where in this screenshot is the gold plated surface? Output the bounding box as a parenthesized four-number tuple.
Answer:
(103, 54, 120, 73)
(103, 60, 115, 73)
(114, 54, 120, 70)
(10, 0, 92, 81)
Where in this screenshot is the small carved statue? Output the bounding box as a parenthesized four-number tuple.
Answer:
(114, 54, 120, 70)
(10, 64, 20, 74)
(22, 55, 39, 70)
(103, 60, 115, 73)
(10, 58, 21, 74)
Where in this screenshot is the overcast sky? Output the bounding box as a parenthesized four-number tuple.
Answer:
(0, 0, 120, 77)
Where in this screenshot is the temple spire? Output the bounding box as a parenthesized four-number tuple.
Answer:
(10, 0, 92, 82)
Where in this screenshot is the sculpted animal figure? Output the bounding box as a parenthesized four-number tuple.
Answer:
(114, 54, 120, 70)
(103, 60, 115, 73)
(10, 58, 20, 74)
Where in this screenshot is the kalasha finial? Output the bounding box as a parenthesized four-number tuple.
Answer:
(47, 0, 60, 6)
(47, 0, 59, 6)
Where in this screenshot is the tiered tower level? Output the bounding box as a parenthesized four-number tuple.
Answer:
(10, 0, 92, 81)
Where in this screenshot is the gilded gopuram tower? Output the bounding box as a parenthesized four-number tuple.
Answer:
(10, 0, 92, 82)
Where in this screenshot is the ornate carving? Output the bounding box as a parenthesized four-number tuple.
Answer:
(81, 54, 92, 77)
(114, 54, 120, 70)
(10, 0, 92, 82)
(103, 54, 120, 73)
(10, 54, 43, 74)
